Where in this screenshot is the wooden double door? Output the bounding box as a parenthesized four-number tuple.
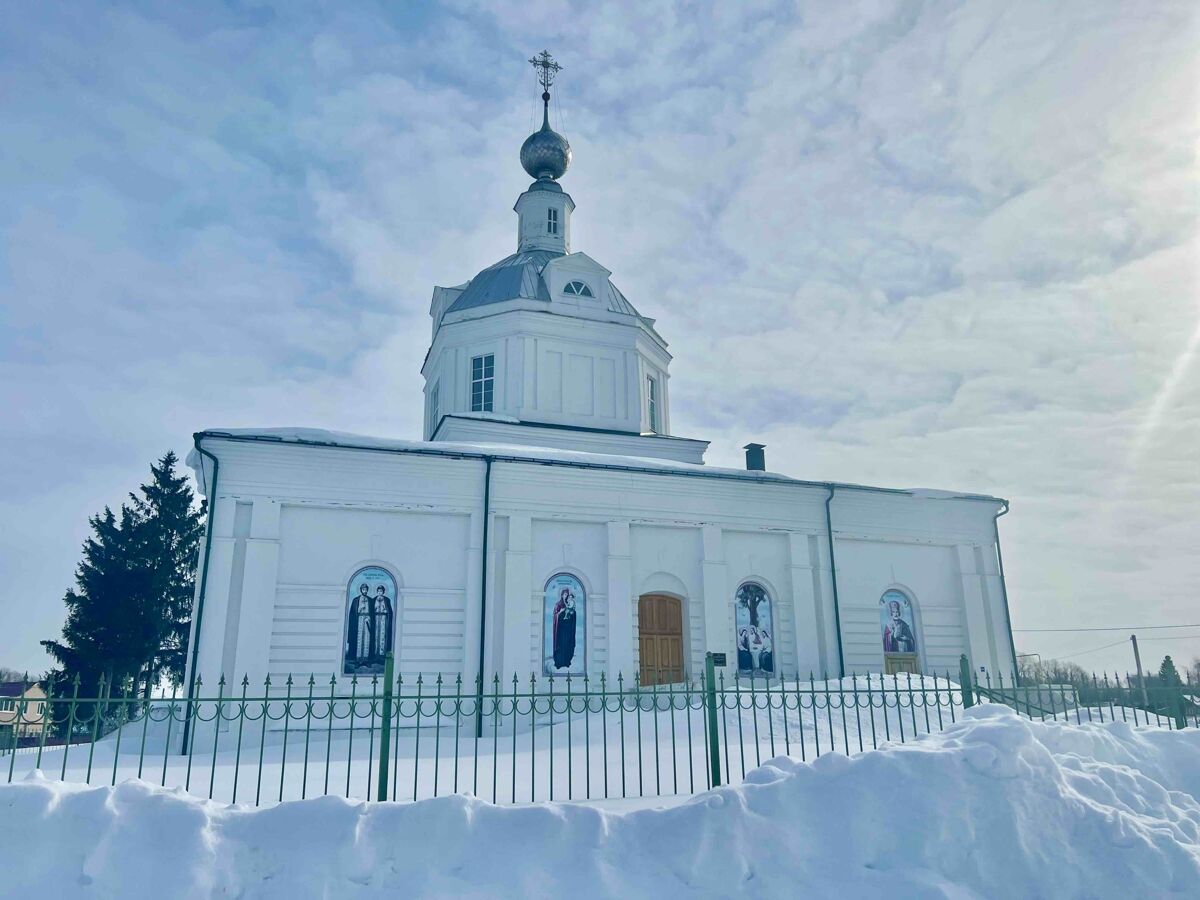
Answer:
(638, 594, 685, 686)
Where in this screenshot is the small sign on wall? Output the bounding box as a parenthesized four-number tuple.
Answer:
(710, 652, 727, 667)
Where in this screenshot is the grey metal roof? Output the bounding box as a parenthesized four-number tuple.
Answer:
(445, 249, 559, 315)
(443, 249, 643, 320)
(607, 281, 639, 316)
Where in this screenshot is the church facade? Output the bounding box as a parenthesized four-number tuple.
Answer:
(184, 71, 1017, 692)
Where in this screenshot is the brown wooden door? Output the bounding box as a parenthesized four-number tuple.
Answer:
(638, 594, 685, 686)
(884, 653, 921, 675)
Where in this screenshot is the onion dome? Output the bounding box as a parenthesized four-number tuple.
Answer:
(521, 91, 572, 181)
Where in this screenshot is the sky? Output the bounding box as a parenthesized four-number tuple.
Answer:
(1, 0, 1197, 678)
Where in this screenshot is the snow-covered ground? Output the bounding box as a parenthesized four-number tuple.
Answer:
(1, 705, 1197, 898)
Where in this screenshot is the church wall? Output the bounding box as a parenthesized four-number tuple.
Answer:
(188, 438, 1014, 698)
(834, 539, 967, 675)
(273, 506, 471, 680)
(629, 525, 705, 678)
(528, 518, 608, 676)
(187, 441, 488, 691)
(721, 530, 797, 677)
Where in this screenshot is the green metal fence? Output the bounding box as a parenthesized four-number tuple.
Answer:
(2, 654, 1194, 807)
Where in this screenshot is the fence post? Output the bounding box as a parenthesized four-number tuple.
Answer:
(704, 653, 721, 788)
(1173, 685, 1188, 730)
(959, 655, 974, 709)
(376, 652, 395, 802)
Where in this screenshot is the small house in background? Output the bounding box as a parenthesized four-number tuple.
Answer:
(0, 682, 47, 743)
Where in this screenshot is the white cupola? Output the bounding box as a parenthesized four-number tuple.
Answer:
(515, 181, 574, 253)
(418, 52, 708, 465)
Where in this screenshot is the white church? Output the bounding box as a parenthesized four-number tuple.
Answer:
(184, 57, 1017, 692)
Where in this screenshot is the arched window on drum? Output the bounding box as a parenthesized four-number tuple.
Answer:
(879, 589, 921, 674)
(734, 582, 774, 677)
(344, 566, 396, 676)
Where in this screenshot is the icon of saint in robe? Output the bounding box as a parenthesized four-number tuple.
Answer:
(883, 600, 917, 653)
(369, 585, 394, 663)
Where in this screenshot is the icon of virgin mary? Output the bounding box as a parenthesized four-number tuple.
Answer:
(551, 586, 578, 670)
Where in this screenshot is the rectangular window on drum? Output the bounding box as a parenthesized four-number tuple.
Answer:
(429, 382, 439, 432)
(647, 375, 659, 433)
(471, 354, 495, 412)
(547, 207, 558, 234)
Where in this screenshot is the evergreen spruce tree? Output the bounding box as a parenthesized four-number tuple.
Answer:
(1158, 655, 1182, 687)
(42, 452, 203, 696)
(129, 451, 205, 685)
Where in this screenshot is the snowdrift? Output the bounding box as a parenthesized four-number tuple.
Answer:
(2, 705, 1198, 899)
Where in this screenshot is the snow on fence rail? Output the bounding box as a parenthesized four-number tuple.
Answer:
(3, 654, 1195, 807)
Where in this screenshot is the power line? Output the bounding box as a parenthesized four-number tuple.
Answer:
(1013, 623, 1200, 633)
(1054, 638, 1129, 661)
(1136, 634, 1200, 642)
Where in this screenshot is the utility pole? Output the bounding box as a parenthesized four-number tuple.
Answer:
(1131, 634, 1149, 707)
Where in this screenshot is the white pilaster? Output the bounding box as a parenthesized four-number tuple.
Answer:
(230, 499, 281, 686)
(701, 525, 729, 657)
(975, 543, 1013, 678)
(464, 508, 484, 684)
(502, 515, 533, 678)
(606, 521, 634, 679)
(195, 496, 237, 684)
(957, 544, 998, 675)
(787, 532, 823, 674)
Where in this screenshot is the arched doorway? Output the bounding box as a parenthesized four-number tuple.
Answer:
(638, 594, 685, 685)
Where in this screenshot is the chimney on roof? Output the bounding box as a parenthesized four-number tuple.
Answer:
(743, 443, 765, 472)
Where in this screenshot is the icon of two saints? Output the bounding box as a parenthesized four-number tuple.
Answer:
(345, 582, 394, 675)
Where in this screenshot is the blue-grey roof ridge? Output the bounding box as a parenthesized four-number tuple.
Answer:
(442, 249, 645, 322)
(445, 249, 560, 315)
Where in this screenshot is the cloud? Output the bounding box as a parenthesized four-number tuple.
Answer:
(0, 0, 1197, 674)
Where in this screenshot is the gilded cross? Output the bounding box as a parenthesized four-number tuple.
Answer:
(528, 50, 562, 92)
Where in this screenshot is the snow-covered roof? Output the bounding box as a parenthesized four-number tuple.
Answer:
(188, 427, 1004, 504)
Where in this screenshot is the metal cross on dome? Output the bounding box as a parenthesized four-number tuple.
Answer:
(528, 50, 562, 92)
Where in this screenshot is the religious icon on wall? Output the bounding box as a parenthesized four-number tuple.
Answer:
(344, 566, 396, 675)
(880, 589, 918, 655)
(734, 582, 774, 676)
(542, 573, 585, 676)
